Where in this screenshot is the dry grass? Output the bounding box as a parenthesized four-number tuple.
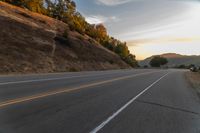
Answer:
(0, 1, 68, 33)
(185, 72, 200, 96)
(0, 2, 130, 74)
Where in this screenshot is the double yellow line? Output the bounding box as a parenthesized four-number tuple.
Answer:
(0, 71, 161, 108)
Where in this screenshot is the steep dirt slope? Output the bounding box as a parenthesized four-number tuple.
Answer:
(0, 2, 130, 74)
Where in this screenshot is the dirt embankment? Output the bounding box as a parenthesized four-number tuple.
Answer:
(0, 2, 130, 74)
(185, 72, 200, 97)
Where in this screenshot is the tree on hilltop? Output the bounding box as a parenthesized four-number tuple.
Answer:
(150, 56, 168, 67)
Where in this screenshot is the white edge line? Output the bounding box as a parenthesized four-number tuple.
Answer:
(90, 72, 169, 133)
(0, 70, 157, 86)
(0, 75, 86, 85)
(0, 71, 128, 86)
(0, 71, 162, 108)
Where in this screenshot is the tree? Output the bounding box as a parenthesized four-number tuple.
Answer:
(124, 54, 138, 67)
(2, 0, 139, 68)
(2, 0, 27, 7)
(115, 42, 129, 58)
(45, 0, 76, 20)
(150, 56, 168, 67)
(101, 39, 115, 51)
(85, 23, 107, 42)
(3, 0, 45, 14)
(27, 0, 46, 14)
(71, 12, 86, 34)
(96, 24, 107, 40)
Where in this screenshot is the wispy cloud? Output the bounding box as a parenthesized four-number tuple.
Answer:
(127, 37, 200, 46)
(75, 0, 200, 59)
(96, 0, 132, 6)
(96, 0, 199, 6)
(85, 16, 106, 24)
(85, 15, 119, 24)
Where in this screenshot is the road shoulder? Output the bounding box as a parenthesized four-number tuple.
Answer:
(185, 71, 200, 98)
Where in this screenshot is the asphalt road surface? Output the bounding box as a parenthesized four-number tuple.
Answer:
(0, 69, 199, 133)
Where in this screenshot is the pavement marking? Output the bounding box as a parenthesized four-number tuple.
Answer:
(0, 69, 130, 78)
(0, 71, 132, 86)
(90, 72, 169, 133)
(0, 71, 161, 108)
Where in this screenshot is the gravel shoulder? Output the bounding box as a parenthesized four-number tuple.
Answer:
(185, 71, 200, 98)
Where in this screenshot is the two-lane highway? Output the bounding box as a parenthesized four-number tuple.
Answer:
(0, 69, 199, 133)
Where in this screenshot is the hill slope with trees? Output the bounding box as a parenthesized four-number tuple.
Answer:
(139, 53, 200, 68)
(0, 1, 138, 74)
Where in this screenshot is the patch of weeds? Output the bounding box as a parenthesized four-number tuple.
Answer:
(54, 35, 70, 47)
(69, 67, 79, 72)
(77, 35, 84, 41)
(88, 38, 95, 44)
(63, 30, 69, 39)
(109, 60, 114, 64)
(39, 19, 46, 24)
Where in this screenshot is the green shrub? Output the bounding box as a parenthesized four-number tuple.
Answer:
(69, 67, 79, 72)
(63, 30, 69, 39)
(109, 60, 114, 64)
(77, 35, 84, 41)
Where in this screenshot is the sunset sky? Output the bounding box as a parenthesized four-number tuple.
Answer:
(74, 0, 200, 60)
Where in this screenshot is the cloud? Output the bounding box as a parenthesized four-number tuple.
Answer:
(85, 15, 119, 24)
(85, 16, 106, 24)
(127, 37, 200, 46)
(96, 0, 132, 6)
(96, 0, 199, 6)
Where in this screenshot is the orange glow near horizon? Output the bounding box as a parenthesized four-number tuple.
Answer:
(128, 40, 200, 60)
(124, 2, 200, 60)
(127, 36, 200, 60)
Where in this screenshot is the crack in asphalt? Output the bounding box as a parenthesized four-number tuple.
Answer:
(136, 100, 200, 116)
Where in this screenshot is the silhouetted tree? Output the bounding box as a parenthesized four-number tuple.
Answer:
(150, 56, 168, 67)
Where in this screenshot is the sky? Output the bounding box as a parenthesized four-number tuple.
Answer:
(74, 0, 200, 60)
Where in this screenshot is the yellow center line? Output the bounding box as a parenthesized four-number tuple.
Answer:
(0, 71, 162, 108)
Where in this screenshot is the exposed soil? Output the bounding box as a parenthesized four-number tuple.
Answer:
(0, 2, 130, 74)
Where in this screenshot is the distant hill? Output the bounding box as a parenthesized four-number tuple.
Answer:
(139, 53, 200, 67)
(0, 2, 130, 74)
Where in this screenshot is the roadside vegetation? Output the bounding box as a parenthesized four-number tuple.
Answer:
(1, 0, 138, 67)
(175, 64, 199, 70)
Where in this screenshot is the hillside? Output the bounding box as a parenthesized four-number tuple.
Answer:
(139, 53, 200, 67)
(0, 1, 131, 74)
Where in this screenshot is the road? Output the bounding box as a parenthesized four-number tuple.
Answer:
(0, 69, 199, 133)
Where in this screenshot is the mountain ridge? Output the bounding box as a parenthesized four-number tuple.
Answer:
(139, 53, 200, 67)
